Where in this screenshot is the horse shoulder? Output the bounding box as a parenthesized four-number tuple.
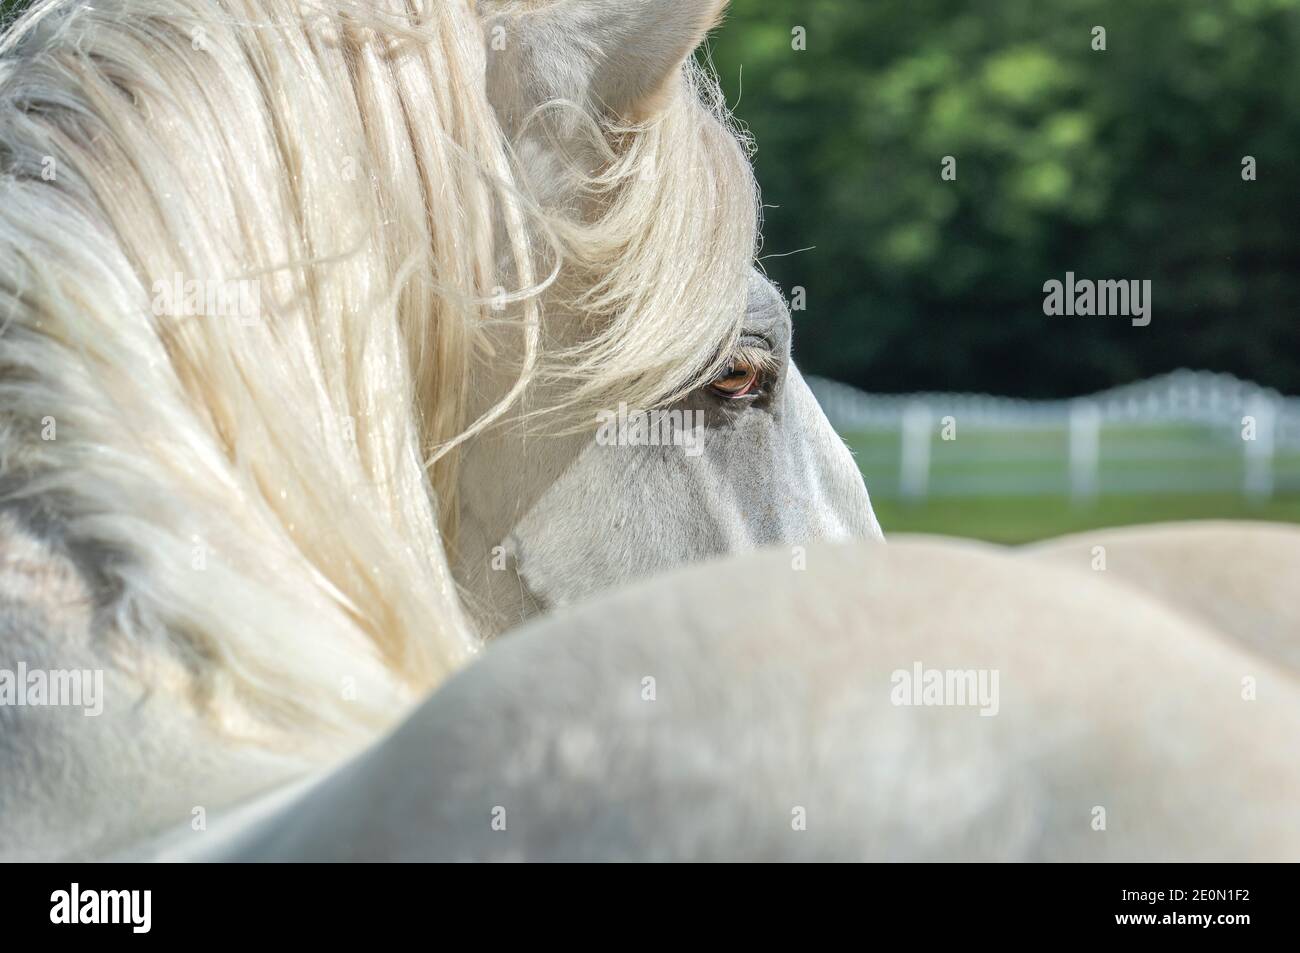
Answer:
(170, 538, 1300, 860)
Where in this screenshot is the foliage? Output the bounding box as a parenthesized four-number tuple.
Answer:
(709, 0, 1300, 397)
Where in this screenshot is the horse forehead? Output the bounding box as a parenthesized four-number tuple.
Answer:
(744, 273, 789, 339)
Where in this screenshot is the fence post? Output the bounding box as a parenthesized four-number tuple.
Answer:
(900, 402, 932, 502)
(1243, 396, 1277, 502)
(1069, 400, 1101, 503)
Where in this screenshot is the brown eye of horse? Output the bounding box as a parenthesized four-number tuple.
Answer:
(709, 359, 760, 398)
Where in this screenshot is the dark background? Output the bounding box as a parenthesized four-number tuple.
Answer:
(708, 0, 1300, 398)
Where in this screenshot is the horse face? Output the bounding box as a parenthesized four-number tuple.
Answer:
(499, 270, 883, 611)
(453, 2, 883, 630)
(456, 268, 882, 626)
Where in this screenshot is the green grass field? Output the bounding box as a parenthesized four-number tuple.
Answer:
(871, 492, 1300, 545)
(844, 423, 1300, 543)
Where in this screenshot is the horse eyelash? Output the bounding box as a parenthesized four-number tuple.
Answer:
(731, 343, 779, 377)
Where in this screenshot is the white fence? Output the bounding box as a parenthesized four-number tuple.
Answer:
(808, 369, 1300, 502)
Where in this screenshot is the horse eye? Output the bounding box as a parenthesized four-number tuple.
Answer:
(708, 359, 760, 398)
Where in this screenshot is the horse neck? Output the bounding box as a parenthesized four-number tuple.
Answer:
(0, 0, 486, 764)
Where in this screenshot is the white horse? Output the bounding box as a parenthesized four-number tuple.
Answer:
(133, 522, 1300, 861)
(3, 0, 1295, 862)
(0, 0, 879, 859)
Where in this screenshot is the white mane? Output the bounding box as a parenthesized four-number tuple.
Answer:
(0, 0, 758, 751)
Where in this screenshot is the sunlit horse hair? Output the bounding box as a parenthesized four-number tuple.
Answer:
(0, 0, 758, 749)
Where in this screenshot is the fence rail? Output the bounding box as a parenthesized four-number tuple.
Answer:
(808, 369, 1300, 502)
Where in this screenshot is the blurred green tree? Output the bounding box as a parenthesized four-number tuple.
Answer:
(708, 0, 1300, 396)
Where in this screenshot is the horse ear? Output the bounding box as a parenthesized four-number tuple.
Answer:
(483, 0, 728, 124)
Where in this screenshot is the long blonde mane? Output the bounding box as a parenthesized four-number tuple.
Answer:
(0, 0, 758, 750)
